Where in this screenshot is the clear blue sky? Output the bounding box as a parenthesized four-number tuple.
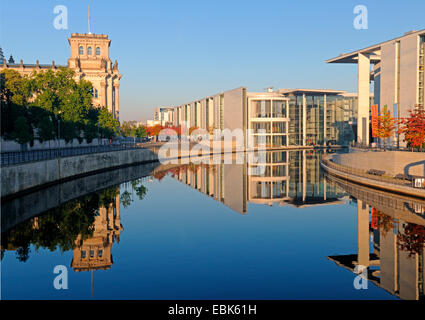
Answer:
(0, 0, 424, 121)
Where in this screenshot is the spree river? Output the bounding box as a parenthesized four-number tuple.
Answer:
(1, 149, 424, 300)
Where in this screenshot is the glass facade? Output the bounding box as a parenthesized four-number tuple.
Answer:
(287, 95, 303, 145)
(284, 92, 358, 146)
(305, 95, 325, 145)
(249, 98, 289, 148)
(326, 95, 356, 144)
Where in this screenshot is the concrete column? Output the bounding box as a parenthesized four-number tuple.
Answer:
(114, 194, 121, 230)
(100, 81, 106, 107)
(302, 150, 306, 202)
(302, 94, 306, 146)
(114, 84, 119, 120)
(357, 53, 371, 145)
(107, 77, 113, 114)
(357, 200, 370, 267)
(323, 94, 327, 145)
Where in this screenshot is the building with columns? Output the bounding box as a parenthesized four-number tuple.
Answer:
(68, 33, 122, 120)
(0, 32, 122, 120)
(161, 87, 362, 147)
(327, 29, 425, 146)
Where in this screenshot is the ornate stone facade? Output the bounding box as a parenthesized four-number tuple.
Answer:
(0, 32, 122, 120)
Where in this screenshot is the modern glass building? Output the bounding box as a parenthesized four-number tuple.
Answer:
(327, 29, 425, 146)
(161, 87, 364, 147)
(278, 89, 371, 146)
(247, 91, 289, 148)
(166, 150, 348, 214)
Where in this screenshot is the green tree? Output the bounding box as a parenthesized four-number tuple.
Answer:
(98, 107, 119, 139)
(37, 116, 55, 143)
(11, 116, 33, 146)
(133, 125, 147, 138)
(120, 190, 133, 208)
(120, 121, 133, 137)
(0, 69, 32, 106)
(130, 179, 148, 200)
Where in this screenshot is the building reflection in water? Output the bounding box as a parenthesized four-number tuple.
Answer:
(2, 150, 425, 300)
(71, 193, 122, 273)
(158, 150, 348, 214)
(1, 185, 124, 279)
(326, 174, 425, 300)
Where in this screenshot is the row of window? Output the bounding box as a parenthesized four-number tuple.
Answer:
(81, 249, 103, 259)
(79, 46, 101, 56)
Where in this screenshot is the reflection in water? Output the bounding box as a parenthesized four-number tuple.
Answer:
(1, 179, 148, 269)
(159, 150, 348, 214)
(71, 190, 122, 273)
(1, 150, 425, 300)
(326, 174, 425, 300)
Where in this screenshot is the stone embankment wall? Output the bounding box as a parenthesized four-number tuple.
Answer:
(1, 162, 159, 232)
(1, 148, 158, 197)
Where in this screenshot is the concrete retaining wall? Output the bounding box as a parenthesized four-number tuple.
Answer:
(1, 148, 158, 197)
(1, 162, 159, 233)
(331, 151, 425, 177)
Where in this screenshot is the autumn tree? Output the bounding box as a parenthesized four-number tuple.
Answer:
(189, 126, 199, 135)
(397, 106, 425, 150)
(375, 105, 395, 149)
(146, 124, 163, 137)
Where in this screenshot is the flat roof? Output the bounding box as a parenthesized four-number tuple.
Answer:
(278, 88, 346, 95)
(327, 29, 425, 64)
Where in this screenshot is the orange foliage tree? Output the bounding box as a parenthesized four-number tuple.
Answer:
(189, 126, 198, 135)
(146, 124, 163, 137)
(397, 106, 425, 150)
(375, 105, 395, 149)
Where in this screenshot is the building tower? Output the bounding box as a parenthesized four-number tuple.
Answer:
(67, 8, 122, 119)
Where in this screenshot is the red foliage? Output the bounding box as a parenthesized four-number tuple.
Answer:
(397, 223, 425, 257)
(397, 106, 425, 148)
(146, 124, 164, 136)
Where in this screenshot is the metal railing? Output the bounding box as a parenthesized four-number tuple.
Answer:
(321, 156, 423, 189)
(1, 143, 143, 166)
(350, 142, 425, 153)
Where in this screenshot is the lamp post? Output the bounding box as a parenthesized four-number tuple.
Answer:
(97, 121, 100, 149)
(57, 111, 62, 180)
(57, 111, 62, 156)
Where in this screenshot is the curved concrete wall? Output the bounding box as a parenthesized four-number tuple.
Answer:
(332, 151, 425, 177)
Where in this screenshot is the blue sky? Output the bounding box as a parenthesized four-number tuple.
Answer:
(0, 0, 424, 121)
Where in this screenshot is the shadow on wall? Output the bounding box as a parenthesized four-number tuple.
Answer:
(404, 160, 425, 177)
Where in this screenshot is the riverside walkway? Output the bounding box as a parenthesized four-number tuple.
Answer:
(321, 153, 425, 199)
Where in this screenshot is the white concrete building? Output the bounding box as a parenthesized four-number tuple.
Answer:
(327, 29, 425, 146)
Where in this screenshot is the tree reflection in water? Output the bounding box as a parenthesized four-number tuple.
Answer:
(1, 178, 148, 262)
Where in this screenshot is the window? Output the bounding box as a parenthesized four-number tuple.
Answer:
(94, 88, 98, 98)
(98, 250, 103, 258)
(96, 47, 100, 55)
(81, 251, 86, 259)
(90, 250, 94, 258)
(272, 100, 287, 117)
(79, 46, 84, 55)
(87, 47, 92, 55)
(253, 100, 271, 118)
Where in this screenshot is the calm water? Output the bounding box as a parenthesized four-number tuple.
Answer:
(1, 150, 424, 300)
